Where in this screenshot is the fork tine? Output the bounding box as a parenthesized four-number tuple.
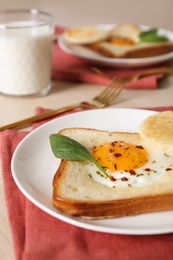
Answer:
(94, 77, 126, 105)
(94, 77, 120, 99)
(94, 77, 117, 99)
(105, 83, 125, 104)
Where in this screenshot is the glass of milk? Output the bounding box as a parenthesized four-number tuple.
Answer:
(0, 9, 54, 97)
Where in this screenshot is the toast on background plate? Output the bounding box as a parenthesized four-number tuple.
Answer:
(50, 111, 173, 219)
(63, 23, 173, 59)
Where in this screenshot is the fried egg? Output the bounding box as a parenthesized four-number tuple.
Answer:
(86, 140, 173, 188)
(63, 26, 110, 44)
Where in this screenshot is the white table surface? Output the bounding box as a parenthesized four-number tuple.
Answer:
(0, 0, 173, 259)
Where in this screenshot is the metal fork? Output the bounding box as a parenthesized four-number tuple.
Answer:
(0, 77, 124, 131)
(2, 66, 173, 131)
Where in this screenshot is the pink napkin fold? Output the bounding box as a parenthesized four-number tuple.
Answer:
(51, 26, 168, 89)
(1, 106, 173, 260)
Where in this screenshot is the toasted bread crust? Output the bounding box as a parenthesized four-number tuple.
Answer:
(53, 192, 173, 218)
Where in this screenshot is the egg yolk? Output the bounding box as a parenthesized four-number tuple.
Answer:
(108, 37, 135, 45)
(91, 141, 148, 172)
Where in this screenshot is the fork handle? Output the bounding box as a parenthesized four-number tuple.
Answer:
(137, 67, 173, 77)
(0, 103, 81, 131)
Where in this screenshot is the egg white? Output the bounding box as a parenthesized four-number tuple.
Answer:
(85, 144, 173, 188)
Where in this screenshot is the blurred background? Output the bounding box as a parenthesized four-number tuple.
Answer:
(0, 0, 172, 30)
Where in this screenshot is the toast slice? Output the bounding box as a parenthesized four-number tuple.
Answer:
(52, 128, 173, 219)
(85, 41, 173, 58)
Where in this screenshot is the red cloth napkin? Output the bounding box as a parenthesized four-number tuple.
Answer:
(51, 26, 169, 89)
(1, 107, 173, 260)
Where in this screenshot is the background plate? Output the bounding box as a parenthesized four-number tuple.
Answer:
(58, 24, 173, 68)
(11, 108, 173, 235)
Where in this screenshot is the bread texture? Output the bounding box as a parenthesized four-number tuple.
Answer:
(139, 111, 173, 156)
(52, 127, 173, 219)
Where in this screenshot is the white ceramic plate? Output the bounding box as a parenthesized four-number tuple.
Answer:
(11, 108, 173, 235)
(58, 24, 173, 68)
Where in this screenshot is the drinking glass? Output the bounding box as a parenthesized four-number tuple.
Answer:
(0, 9, 54, 97)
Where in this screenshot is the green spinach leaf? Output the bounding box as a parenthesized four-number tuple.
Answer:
(49, 134, 109, 178)
(139, 28, 168, 43)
